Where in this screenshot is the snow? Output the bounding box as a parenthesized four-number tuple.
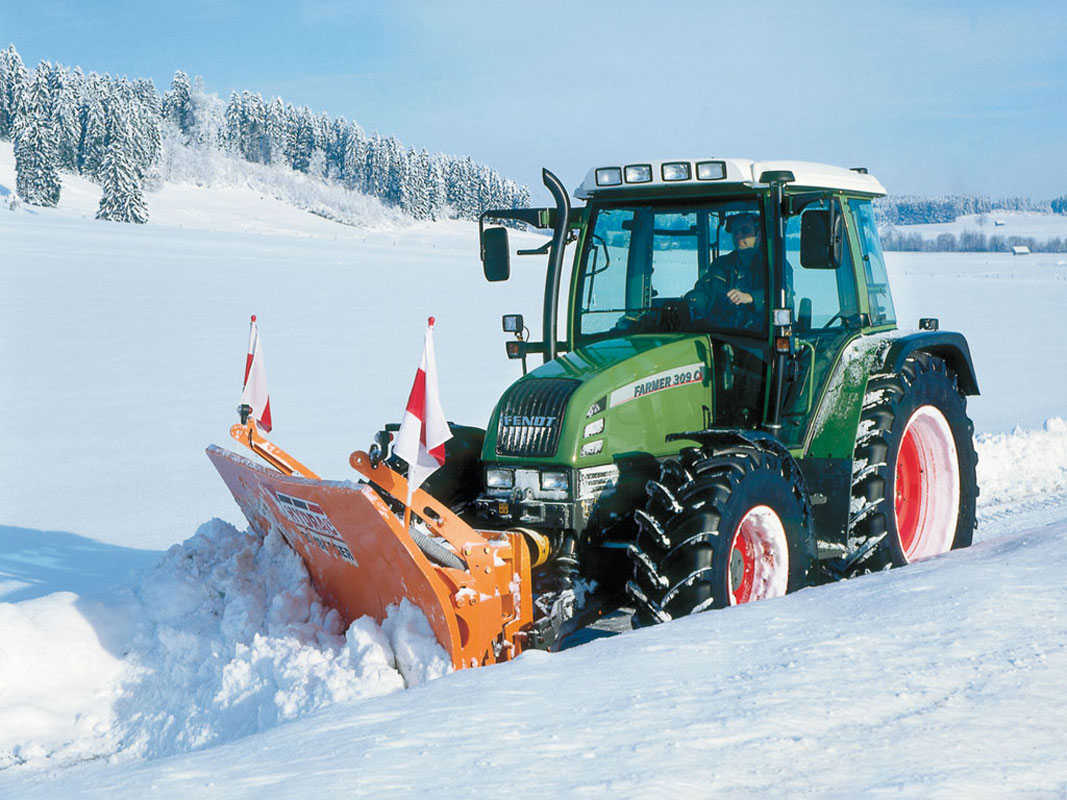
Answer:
(900, 210, 1067, 241)
(3, 139, 1067, 795)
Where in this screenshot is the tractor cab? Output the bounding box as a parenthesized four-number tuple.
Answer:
(481, 159, 896, 450)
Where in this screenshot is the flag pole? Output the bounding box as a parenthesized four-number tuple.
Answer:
(395, 315, 449, 536)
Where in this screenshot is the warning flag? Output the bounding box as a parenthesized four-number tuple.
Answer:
(393, 316, 452, 507)
(240, 315, 272, 432)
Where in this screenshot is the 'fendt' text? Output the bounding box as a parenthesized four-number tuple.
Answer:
(502, 415, 558, 427)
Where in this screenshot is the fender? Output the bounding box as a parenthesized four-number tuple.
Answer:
(882, 331, 980, 395)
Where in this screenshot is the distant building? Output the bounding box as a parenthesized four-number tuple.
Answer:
(1012, 245, 1030, 255)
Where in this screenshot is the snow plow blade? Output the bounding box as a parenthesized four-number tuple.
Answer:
(207, 423, 533, 670)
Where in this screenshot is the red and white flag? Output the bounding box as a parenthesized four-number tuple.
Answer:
(393, 316, 451, 507)
(240, 315, 272, 432)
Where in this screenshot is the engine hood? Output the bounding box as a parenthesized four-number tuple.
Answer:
(483, 333, 715, 468)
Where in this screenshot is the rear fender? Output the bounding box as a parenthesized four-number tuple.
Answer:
(882, 332, 979, 395)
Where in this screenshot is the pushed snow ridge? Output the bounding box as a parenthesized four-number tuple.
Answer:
(0, 520, 450, 769)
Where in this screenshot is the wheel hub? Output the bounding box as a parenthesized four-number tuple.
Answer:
(728, 505, 789, 605)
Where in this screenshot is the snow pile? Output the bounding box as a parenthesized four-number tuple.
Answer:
(0, 594, 128, 768)
(0, 520, 450, 770)
(976, 417, 1067, 507)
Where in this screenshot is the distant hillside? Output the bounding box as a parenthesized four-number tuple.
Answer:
(875, 195, 1067, 252)
(0, 44, 529, 226)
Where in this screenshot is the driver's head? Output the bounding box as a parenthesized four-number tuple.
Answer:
(727, 213, 760, 251)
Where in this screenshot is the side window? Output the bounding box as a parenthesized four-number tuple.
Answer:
(849, 199, 897, 326)
(785, 198, 860, 331)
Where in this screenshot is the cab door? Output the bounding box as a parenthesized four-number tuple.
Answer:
(779, 196, 863, 448)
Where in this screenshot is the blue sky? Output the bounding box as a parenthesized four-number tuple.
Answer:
(3, 0, 1065, 201)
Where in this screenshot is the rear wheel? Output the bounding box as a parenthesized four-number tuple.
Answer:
(627, 444, 816, 627)
(848, 353, 977, 573)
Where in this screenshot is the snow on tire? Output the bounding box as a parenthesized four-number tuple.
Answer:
(848, 352, 978, 573)
(627, 444, 817, 627)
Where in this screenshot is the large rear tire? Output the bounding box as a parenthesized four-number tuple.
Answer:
(627, 444, 817, 627)
(848, 352, 977, 573)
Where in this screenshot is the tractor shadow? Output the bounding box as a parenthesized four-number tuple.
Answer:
(0, 524, 161, 603)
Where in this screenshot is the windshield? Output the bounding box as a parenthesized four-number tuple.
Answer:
(575, 200, 767, 342)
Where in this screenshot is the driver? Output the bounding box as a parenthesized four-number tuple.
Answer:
(685, 212, 766, 324)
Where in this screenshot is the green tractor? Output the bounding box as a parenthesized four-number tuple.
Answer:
(211, 156, 981, 664)
(450, 158, 978, 639)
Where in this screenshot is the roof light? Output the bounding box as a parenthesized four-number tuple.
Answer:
(595, 167, 622, 186)
(661, 162, 691, 181)
(624, 164, 652, 183)
(696, 160, 726, 180)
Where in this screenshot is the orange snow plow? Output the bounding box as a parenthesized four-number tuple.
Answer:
(208, 418, 535, 670)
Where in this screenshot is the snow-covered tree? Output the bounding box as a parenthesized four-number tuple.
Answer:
(264, 96, 286, 165)
(13, 61, 61, 207)
(341, 121, 366, 191)
(286, 106, 315, 172)
(162, 71, 194, 138)
(77, 72, 109, 177)
(52, 65, 84, 171)
(97, 104, 148, 224)
(0, 44, 28, 140)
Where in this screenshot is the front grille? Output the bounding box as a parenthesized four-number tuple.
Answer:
(495, 378, 579, 458)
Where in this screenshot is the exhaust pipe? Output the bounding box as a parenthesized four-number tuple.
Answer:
(541, 169, 571, 363)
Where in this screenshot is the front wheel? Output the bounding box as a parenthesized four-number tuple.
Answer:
(627, 444, 817, 626)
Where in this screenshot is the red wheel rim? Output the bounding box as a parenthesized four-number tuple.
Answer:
(895, 426, 923, 552)
(892, 405, 961, 561)
(728, 506, 789, 606)
(729, 528, 756, 604)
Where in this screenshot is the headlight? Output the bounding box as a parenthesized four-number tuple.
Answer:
(661, 161, 691, 181)
(486, 468, 514, 489)
(595, 167, 622, 186)
(539, 470, 570, 492)
(624, 164, 652, 183)
(696, 160, 726, 180)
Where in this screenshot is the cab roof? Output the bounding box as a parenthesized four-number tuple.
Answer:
(575, 158, 887, 199)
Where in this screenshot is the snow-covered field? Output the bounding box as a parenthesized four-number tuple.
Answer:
(3, 142, 1067, 796)
(899, 210, 1067, 244)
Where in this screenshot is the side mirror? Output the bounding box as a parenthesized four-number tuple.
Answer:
(799, 209, 842, 270)
(482, 226, 511, 282)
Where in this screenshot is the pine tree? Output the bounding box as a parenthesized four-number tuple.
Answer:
(399, 147, 429, 218)
(326, 116, 349, 180)
(14, 61, 61, 207)
(223, 91, 244, 153)
(425, 151, 448, 220)
(52, 65, 84, 171)
(162, 71, 194, 138)
(78, 72, 109, 177)
(245, 92, 267, 163)
(264, 97, 286, 165)
(0, 45, 28, 140)
(131, 77, 162, 174)
(285, 106, 315, 172)
(341, 122, 366, 191)
(97, 105, 148, 224)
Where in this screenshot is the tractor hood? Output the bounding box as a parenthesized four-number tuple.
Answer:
(482, 333, 715, 468)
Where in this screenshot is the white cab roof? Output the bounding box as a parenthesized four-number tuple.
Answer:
(575, 158, 886, 199)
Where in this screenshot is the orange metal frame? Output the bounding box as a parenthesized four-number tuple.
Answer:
(217, 420, 533, 670)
